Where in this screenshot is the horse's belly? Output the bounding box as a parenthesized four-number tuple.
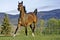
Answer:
(25, 21, 33, 26)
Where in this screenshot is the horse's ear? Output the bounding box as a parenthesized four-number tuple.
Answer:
(21, 1, 23, 4)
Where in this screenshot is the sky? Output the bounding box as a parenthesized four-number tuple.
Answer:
(0, 0, 60, 15)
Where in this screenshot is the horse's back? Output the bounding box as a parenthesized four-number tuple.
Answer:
(25, 12, 37, 23)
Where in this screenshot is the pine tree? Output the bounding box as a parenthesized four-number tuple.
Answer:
(1, 14, 12, 35)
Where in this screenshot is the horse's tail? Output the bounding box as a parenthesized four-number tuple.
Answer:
(34, 9, 37, 15)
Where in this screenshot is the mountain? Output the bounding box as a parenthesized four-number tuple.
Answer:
(0, 9, 60, 25)
(38, 9, 60, 20)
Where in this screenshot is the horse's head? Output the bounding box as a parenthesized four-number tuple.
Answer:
(18, 1, 23, 11)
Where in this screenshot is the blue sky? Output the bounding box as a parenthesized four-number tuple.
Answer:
(0, 0, 60, 15)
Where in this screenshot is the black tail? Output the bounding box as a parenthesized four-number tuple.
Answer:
(34, 9, 37, 15)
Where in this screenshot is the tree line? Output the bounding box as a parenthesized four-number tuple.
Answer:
(40, 18, 60, 35)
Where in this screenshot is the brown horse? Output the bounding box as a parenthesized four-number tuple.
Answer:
(14, 1, 37, 37)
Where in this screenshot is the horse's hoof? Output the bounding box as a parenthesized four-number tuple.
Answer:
(32, 33, 35, 37)
(13, 34, 16, 37)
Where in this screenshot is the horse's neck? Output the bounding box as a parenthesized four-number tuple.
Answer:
(20, 10, 25, 17)
(19, 10, 26, 22)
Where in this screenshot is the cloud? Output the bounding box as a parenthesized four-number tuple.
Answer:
(38, 5, 54, 9)
(5, 9, 19, 15)
(6, 9, 18, 13)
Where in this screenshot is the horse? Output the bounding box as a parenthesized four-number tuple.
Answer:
(13, 1, 37, 37)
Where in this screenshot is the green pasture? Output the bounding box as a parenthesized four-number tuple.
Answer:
(0, 27, 60, 40)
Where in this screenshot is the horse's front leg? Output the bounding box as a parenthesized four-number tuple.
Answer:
(13, 23, 20, 37)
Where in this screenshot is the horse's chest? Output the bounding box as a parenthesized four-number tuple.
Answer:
(20, 17, 28, 26)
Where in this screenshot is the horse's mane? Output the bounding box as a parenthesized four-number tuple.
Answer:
(23, 6, 26, 13)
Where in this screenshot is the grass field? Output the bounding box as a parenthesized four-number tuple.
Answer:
(0, 27, 60, 40)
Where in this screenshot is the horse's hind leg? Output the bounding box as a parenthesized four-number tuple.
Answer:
(30, 24, 32, 30)
(32, 23, 36, 37)
(30, 24, 35, 37)
(25, 27, 27, 36)
(33, 24, 35, 33)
